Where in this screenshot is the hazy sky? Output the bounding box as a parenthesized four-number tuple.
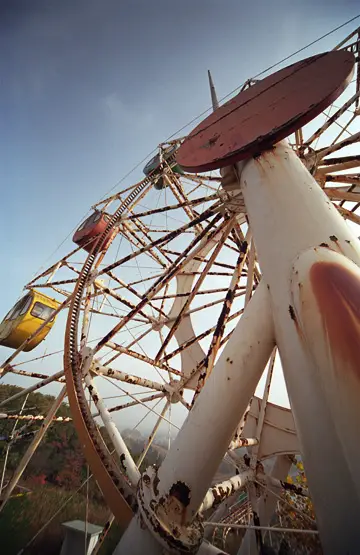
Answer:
(0, 1, 359, 426)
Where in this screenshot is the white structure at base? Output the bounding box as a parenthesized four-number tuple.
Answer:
(60, 520, 103, 555)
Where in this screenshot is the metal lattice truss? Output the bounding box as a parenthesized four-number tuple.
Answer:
(0, 26, 359, 555)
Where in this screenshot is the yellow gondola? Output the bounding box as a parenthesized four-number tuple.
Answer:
(0, 291, 60, 351)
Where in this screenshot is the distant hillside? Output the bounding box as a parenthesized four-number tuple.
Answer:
(0, 385, 164, 487)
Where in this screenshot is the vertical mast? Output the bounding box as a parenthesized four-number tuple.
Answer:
(208, 70, 219, 111)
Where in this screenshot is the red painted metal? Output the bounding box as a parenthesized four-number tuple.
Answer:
(73, 211, 113, 253)
(177, 51, 355, 172)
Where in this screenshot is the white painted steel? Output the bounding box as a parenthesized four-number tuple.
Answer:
(83, 370, 140, 487)
(200, 469, 254, 513)
(238, 140, 360, 553)
(291, 247, 360, 501)
(112, 515, 160, 555)
(114, 515, 228, 555)
(242, 397, 299, 460)
(156, 280, 275, 522)
(257, 455, 292, 527)
(92, 361, 171, 393)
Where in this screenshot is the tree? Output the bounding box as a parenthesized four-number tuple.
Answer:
(275, 461, 322, 554)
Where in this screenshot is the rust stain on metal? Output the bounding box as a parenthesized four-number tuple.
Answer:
(119, 453, 127, 472)
(288, 305, 296, 321)
(153, 473, 160, 496)
(280, 479, 308, 497)
(169, 481, 191, 507)
(310, 261, 360, 379)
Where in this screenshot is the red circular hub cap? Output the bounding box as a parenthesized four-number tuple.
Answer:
(177, 51, 355, 172)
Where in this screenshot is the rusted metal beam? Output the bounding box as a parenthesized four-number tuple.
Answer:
(155, 217, 235, 361)
(108, 392, 164, 414)
(192, 236, 250, 402)
(163, 306, 245, 365)
(105, 270, 167, 318)
(103, 326, 153, 367)
(124, 192, 219, 221)
(228, 436, 259, 450)
(337, 204, 360, 224)
(162, 247, 236, 270)
(98, 201, 222, 277)
(317, 130, 360, 159)
(164, 173, 204, 234)
(325, 186, 360, 202)
(318, 154, 360, 166)
(94, 213, 224, 352)
(25, 278, 78, 288)
(200, 469, 254, 513)
(0, 412, 71, 422)
(0, 387, 67, 513)
(0, 371, 64, 408)
(152, 285, 245, 300)
(105, 341, 182, 377)
(305, 90, 360, 147)
(156, 282, 274, 524)
(136, 400, 170, 468)
(92, 361, 171, 393)
(325, 174, 360, 184)
(92, 280, 157, 324)
(4, 366, 64, 382)
(257, 472, 309, 498)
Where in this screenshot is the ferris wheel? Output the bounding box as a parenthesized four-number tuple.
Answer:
(0, 24, 360, 555)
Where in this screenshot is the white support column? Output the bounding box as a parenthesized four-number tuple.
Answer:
(237, 455, 292, 555)
(238, 140, 360, 554)
(113, 515, 228, 555)
(257, 455, 292, 527)
(200, 469, 254, 513)
(156, 280, 275, 522)
(82, 349, 140, 487)
(116, 281, 275, 554)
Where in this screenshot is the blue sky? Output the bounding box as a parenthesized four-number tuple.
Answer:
(0, 0, 358, 302)
(0, 1, 359, 423)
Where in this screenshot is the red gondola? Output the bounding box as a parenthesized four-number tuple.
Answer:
(72, 211, 113, 253)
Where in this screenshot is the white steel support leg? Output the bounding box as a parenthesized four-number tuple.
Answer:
(257, 455, 292, 528)
(238, 141, 360, 554)
(113, 516, 228, 555)
(157, 280, 274, 519)
(238, 351, 277, 555)
(116, 281, 275, 554)
(82, 349, 140, 487)
(237, 455, 292, 555)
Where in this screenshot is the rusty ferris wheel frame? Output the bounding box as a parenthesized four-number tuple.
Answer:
(0, 24, 360, 555)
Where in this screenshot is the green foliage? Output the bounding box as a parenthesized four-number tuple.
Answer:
(0, 383, 86, 490)
(0, 485, 121, 555)
(0, 383, 166, 554)
(273, 461, 322, 555)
